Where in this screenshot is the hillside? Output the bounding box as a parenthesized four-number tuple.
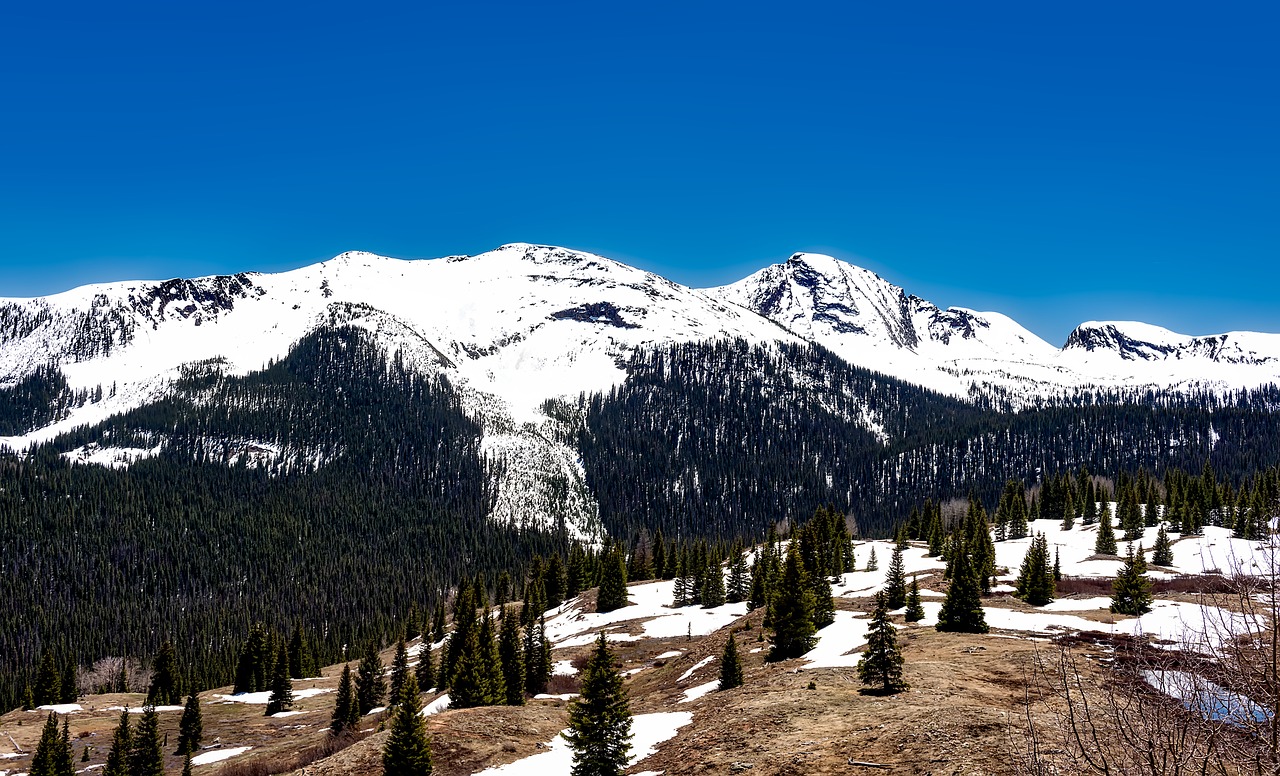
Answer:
(2, 517, 1273, 776)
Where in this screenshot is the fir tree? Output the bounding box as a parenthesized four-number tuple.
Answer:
(597, 544, 630, 613)
(865, 546, 878, 572)
(129, 706, 164, 776)
(478, 611, 506, 704)
(289, 625, 315, 679)
(177, 692, 202, 755)
(904, 576, 925, 623)
(498, 606, 525, 706)
(59, 660, 76, 705)
(34, 649, 60, 707)
(331, 664, 359, 735)
(726, 552, 750, 604)
(103, 709, 131, 776)
(431, 602, 446, 643)
(565, 634, 632, 776)
(449, 617, 500, 708)
(718, 633, 743, 691)
(858, 593, 908, 695)
(389, 640, 411, 708)
(1015, 533, 1055, 606)
(700, 560, 726, 608)
(1053, 547, 1062, 581)
(747, 551, 768, 611)
(936, 540, 989, 634)
(1110, 543, 1154, 615)
(265, 642, 294, 716)
(1152, 523, 1175, 566)
(523, 614, 546, 696)
(382, 673, 433, 776)
(233, 623, 270, 694)
(767, 545, 817, 662)
(29, 713, 62, 776)
(416, 643, 436, 692)
(883, 544, 907, 610)
(356, 641, 387, 715)
(147, 641, 179, 706)
(1094, 502, 1118, 556)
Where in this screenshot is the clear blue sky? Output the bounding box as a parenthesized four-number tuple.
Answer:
(2, 2, 1276, 344)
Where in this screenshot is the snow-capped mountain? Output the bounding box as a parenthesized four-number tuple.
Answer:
(712, 252, 1280, 399)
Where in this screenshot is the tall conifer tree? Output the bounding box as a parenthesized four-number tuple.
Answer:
(382, 674, 433, 776)
(718, 633, 743, 691)
(858, 593, 908, 695)
(565, 634, 632, 776)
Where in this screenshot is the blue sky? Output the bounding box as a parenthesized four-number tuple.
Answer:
(2, 2, 1276, 344)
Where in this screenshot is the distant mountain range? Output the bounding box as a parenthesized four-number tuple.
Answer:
(3, 243, 1278, 443)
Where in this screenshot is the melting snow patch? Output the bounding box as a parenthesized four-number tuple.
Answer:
(679, 681, 719, 704)
(533, 693, 578, 701)
(421, 694, 450, 717)
(35, 704, 82, 714)
(677, 656, 714, 682)
(544, 579, 746, 648)
(653, 651, 682, 660)
(552, 660, 578, 676)
(803, 610, 872, 669)
(268, 711, 307, 718)
(473, 712, 692, 775)
(191, 747, 251, 766)
(105, 705, 184, 713)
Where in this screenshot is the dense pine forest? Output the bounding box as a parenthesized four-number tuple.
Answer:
(579, 340, 1280, 538)
(0, 328, 571, 711)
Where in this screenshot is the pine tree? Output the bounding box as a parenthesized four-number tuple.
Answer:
(1095, 502, 1118, 555)
(356, 642, 387, 715)
(565, 634, 632, 776)
(129, 706, 164, 776)
(1015, 533, 1055, 606)
(936, 540, 989, 634)
(177, 692, 202, 755)
(904, 576, 925, 623)
(331, 664, 359, 735)
(1110, 543, 1154, 615)
(34, 649, 60, 707)
(597, 545, 630, 613)
(265, 642, 294, 716)
(29, 713, 62, 776)
(767, 545, 817, 662)
(700, 560, 726, 608)
(103, 709, 131, 776)
(389, 640, 411, 708)
(498, 606, 525, 706)
(726, 552, 750, 604)
(147, 641, 179, 706)
(858, 593, 908, 695)
(416, 643, 436, 693)
(1152, 523, 1175, 566)
(883, 544, 907, 610)
(718, 633, 743, 691)
(382, 673, 433, 776)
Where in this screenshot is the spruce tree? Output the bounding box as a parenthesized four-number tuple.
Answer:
(29, 713, 62, 776)
(431, 602, 446, 643)
(565, 634, 632, 776)
(884, 544, 907, 610)
(415, 643, 436, 693)
(382, 673, 433, 776)
(596, 545, 630, 613)
(146, 641, 178, 706)
(478, 612, 506, 704)
(103, 709, 131, 776)
(233, 624, 270, 694)
(331, 664, 359, 735)
(767, 545, 817, 662)
(865, 546, 878, 572)
(1152, 524, 1174, 566)
(389, 640, 411, 708)
(129, 706, 164, 776)
(718, 633, 743, 691)
(355, 642, 387, 715)
(59, 660, 76, 705)
(265, 642, 294, 716)
(700, 560, 726, 608)
(523, 614, 546, 696)
(726, 552, 750, 604)
(904, 576, 925, 623)
(858, 593, 908, 695)
(177, 692, 202, 755)
(1095, 502, 1118, 555)
(182, 753, 193, 776)
(1110, 543, 1154, 616)
(936, 541, 989, 634)
(747, 551, 768, 611)
(449, 621, 495, 708)
(1015, 534, 1055, 606)
(289, 625, 314, 679)
(498, 606, 525, 706)
(34, 649, 60, 707)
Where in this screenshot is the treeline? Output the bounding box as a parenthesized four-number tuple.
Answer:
(580, 339, 1280, 539)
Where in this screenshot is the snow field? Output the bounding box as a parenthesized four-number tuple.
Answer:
(191, 747, 252, 766)
(544, 578, 747, 649)
(472, 712, 693, 775)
